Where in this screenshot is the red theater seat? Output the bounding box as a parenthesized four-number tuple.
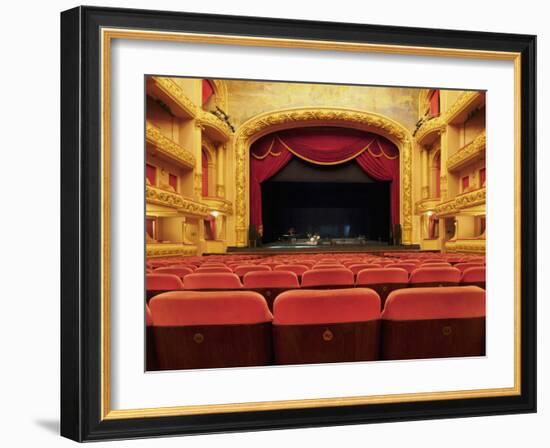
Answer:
(146, 273, 184, 302)
(272, 288, 381, 365)
(183, 273, 242, 290)
(356, 268, 409, 307)
(381, 286, 486, 360)
(313, 263, 344, 270)
(274, 264, 310, 277)
(194, 266, 233, 274)
(149, 291, 273, 370)
(455, 262, 485, 273)
(155, 266, 194, 279)
(409, 267, 461, 287)
(301, 268, 354, 288)
(243, 271, 300, 310)
(461, 267, 486, 289)
(385, 263, 416, 274)
(348, 263, 382, 275)
(145, 305, 158, 370)
(421, 262, 452, 268)
(234, 265, 271, 278)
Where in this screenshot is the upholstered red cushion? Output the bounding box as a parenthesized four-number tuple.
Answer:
(183, 273, 242, 290)
(234, 265, 271, 276)
(382, 286, 485, 320)
(312, 263, 345, 270)
(243, 271, 299, 288)
(145, 304, 153, 326)
(155, 266, 194, 278)
(301, 268, 354, 287)
(274, 264, 310, 276)
(409, 267, 461, 284)
(461, 267, 486, 283)
(348, 263, 382, 274)
(455, 262, 485, 273)
(273, 288, 380, 324)
(195, 266, 233, 273)
(356, 267, 409, 285)
(421, 262, 452, 268)
(146, 273, 184, 291)
(385, 263, 416, 274)
(150, 291, 272, 325)
(167, 263, 196, 271)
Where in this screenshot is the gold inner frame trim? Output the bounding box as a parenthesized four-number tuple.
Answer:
(100, 27, 522, 420)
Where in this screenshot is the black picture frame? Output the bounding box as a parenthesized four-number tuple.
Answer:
(61, 6, 536, 442)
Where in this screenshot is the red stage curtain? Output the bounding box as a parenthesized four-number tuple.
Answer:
(429, 89, 440, 117)
(202, 80, 214, 105)
(250, 127, 400, 233)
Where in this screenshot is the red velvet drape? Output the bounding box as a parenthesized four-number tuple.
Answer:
(250, 127, 400, 233)
(429, 89, 440, 117)
(202, 80, 214, 105)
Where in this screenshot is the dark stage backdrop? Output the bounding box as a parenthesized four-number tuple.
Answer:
(261, 180, 390, 243)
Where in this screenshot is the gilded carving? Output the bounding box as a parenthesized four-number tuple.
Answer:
(444, 91, 483, 124)
(415, 198, 441, 215)
(202, 197, 233, 215)
(145, 122, 195, 169)
(455, 187, 486, 209)
(146, 185, 210, 217)
(415, 116, 445, 144)
(233, 107, 413, 246)
(447, 131, 486, 172)
(435, 198, 458, 216)
(197, 110, 233, 142)
(445, 239, 485, 254)
(150, 76, 198, 118)
(146, 243, 198, 258)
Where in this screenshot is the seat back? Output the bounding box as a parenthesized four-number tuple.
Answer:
(149, 291, 273, 369)
(155, 266, 194, 279)
(312, 263, 345, 270)
(455, 262, 485, 273)
(356, 267, 409, 307)
(273, 288, 381, 365)
(386, 263, 416, 274)
(233, 264, 271, 278)
(348, 263, 382, 275)
(195, 266, 233, 273)
(461, 266, 486, 289)
(183, 273, 242, 290)
(146, 273, 184, 302)
(145, 305, 158, 370)
(301, 268, 354, 288)
(243, 271, 300, 310)
(274, 264, 310, 277)
(409, 267, 461, 287)
(381, 286, 486, 360)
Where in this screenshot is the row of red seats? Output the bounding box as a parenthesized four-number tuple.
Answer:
(146, 286, 485, 370)
(146, 266, 486, 308)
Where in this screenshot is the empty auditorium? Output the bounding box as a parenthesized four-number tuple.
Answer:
(144, 76, 486, 371)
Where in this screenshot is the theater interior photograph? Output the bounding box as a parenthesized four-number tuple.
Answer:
(144, 76, 486, 371)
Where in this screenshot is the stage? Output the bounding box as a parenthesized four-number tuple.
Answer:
(227, 241, 421, 254)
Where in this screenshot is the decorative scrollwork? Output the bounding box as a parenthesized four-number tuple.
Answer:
(149, 76, 198, 118)
(146, 243, 198, 258)
(196, 110, 233, 142)
(145, 122, 195, 169)
(447, 131, 486, 172)
(146, 185, 210, 217)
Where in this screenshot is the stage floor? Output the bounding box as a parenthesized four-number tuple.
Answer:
(227, 242, 421, 254)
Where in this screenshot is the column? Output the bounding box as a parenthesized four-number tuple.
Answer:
(216, 144, 225, 198)
(421, 148, 429, 199)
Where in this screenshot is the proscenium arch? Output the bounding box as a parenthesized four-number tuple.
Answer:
(233, 107, 414, 247)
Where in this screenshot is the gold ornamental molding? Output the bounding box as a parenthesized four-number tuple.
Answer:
(146, 243, 198, 258)
(415, 197, 441, 215)
(435, 198, 458, 217)
(447, 131, 486, 172)
(196, 110, 233, 143)
(146, 185, 210, 217)
(233, 107, 414, 246)
(445, 238, 485, 254)
(445, 91, 485, 124)
(202, 196, 233, 215)
(455, 187, 486, 210)
(415, 115, 446, 145)
(145, 122, 195, 169)
(147, 76, 198, 119)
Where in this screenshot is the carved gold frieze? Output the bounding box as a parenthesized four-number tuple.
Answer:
(145, 122, 195, 169)
(233, 107, 414, 246)
(202, 196, 233, 215)
(197, 110, 233, 142)
(146, 185, 210, 217)
(447, 131, 486, 172)
(146, 243, 198, 258)
(148, 76, 198, 118)
(415, 198, 441, 215)
(415, 115, 445, 145)
(435, 198, 458, 217)
(445, 91, 484, 124)
(445, 238, 485, 254)
(455, 187, 486, 210)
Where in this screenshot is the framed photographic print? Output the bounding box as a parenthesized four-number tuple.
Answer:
(60, 6, 536, 442)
